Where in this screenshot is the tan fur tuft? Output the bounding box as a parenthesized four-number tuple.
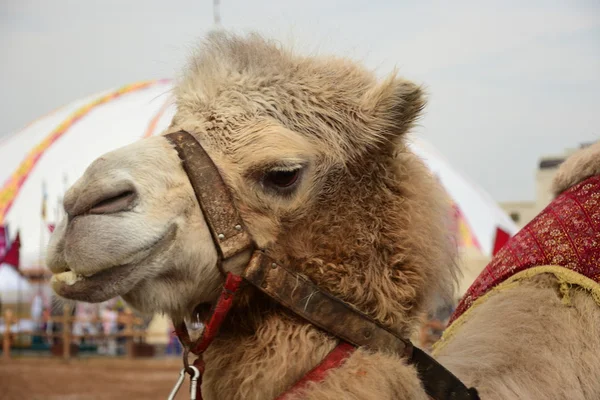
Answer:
(552, 140, 600, 196)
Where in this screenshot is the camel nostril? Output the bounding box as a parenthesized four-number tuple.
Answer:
(88, 190, 137, 215)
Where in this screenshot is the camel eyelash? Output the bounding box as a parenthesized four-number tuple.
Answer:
(250, 162, 308, 196)
(267, 164, 304, 173)
(246, 160, 307, 178)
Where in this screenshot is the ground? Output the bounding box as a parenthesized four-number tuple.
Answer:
(0, 357, 191, 400)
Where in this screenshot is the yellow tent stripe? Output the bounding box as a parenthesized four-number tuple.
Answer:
(0, 79, 169, 223)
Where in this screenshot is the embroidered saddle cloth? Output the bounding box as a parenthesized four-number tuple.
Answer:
(434, 174, 600, 351)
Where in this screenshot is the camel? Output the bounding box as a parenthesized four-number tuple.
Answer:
(46, 32, 600, 399)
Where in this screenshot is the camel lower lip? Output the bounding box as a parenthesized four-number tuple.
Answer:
(51, 224, 177, 303)
(51, 263, 137, 302)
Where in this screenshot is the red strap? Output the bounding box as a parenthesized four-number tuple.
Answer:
(276, 341, 356, 399)
(174, 273, 243, 400)
(190, 272, 243, 354)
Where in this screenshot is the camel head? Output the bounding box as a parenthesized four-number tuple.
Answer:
(48, 32, 458, 331)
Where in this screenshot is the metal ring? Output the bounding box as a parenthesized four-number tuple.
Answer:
(186, 365, 200, 378)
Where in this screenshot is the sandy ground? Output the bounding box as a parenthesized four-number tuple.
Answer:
(0, 357, 193, 400)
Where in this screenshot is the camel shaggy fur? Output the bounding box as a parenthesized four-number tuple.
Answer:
(47, 32, 600, 399)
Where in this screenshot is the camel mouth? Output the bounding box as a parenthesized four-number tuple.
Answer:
(51, 224, 178, 303)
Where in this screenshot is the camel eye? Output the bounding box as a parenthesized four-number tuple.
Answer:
(262, 167, 302, 192)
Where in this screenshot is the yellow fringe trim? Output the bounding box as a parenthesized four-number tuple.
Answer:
(432, 265, 600, 355)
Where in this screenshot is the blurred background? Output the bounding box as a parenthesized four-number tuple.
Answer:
(0, 1, 598, 398)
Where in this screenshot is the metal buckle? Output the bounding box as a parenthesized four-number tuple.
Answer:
(167, 366, 201, 400)
(188, 366, 201, 400)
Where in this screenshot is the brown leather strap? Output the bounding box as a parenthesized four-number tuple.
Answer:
(244, 251, 413, 357)
(411, 347, 480, 400)
(245, 251, 480, 400)
(166, 131, 254, 266)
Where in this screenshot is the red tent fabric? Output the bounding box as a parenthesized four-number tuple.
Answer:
(2, 231, 21, 269)
(492, 227, 511, 256)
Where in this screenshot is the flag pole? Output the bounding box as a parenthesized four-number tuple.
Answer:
(40, 181, 47, 268)
(213, 0, 221, 27)
(17, 252, 21, 353)
(62, 173, 69, 221)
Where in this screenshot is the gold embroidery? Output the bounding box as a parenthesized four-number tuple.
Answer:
(433, 265, 600, 355)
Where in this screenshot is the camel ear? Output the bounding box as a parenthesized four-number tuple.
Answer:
(361, 75, 426, 145)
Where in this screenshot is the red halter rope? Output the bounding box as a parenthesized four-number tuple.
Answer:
(174, 273, 243, 399)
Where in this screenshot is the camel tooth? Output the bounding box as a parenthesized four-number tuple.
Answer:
(51, 271, 83, 286)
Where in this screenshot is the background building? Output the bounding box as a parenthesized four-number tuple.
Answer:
(500, 142, 597, 229)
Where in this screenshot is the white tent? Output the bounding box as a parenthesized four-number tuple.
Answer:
(0, 80, 517, 268)
(408, 138, 518, 256)
(0, 263, 34, 304)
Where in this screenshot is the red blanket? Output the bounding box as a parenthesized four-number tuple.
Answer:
(450, 174, 600, 325)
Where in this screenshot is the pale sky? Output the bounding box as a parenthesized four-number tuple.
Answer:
(1, 0, 599, 201)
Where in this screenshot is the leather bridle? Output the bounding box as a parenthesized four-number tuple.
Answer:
(166, 130, 479, 400)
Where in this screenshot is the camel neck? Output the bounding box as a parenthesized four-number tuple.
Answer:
(200, 313, 336, 400)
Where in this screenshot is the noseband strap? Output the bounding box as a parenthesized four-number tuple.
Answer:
(167, 131, 254, 271)
(165, 130, 479, 400)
